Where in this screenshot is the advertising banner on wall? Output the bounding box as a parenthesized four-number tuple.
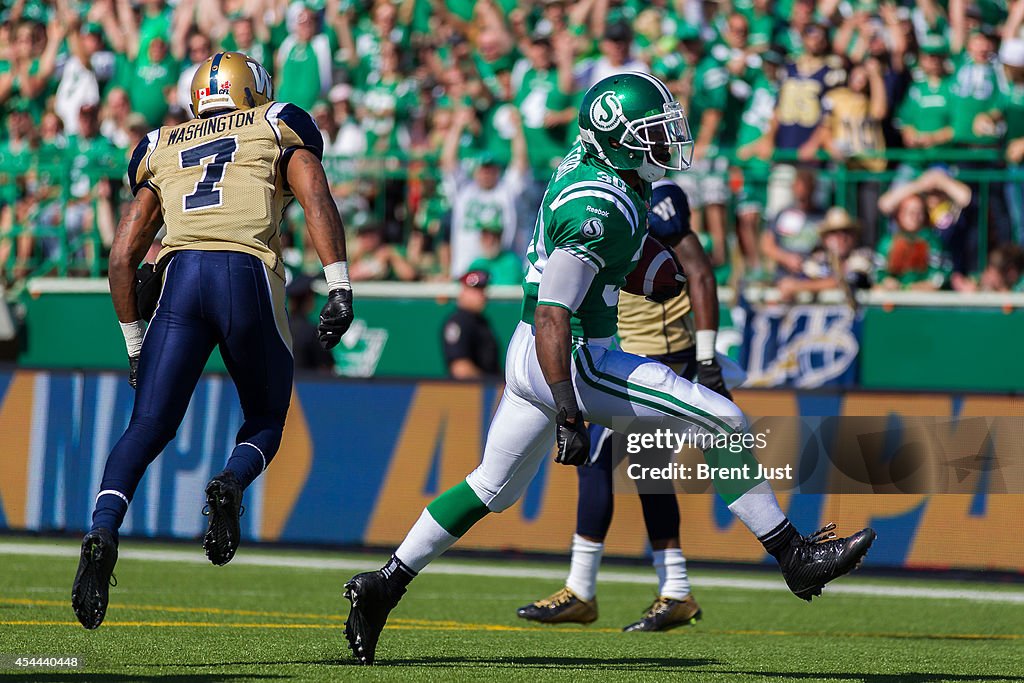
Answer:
(738, 302, 861, 388)
(0, 369, 1020, 573)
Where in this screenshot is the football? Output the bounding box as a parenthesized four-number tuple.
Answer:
(622, 235, 686, 301)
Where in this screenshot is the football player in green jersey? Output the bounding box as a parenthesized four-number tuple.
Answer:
(341, 73, 876, 666)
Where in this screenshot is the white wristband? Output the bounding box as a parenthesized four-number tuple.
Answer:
(324, 261, 351, 291)
(120, 320, 146, 357)
(695, 329, 717, 362)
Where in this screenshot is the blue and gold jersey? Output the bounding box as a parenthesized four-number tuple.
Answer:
(617, 180, 695, 356)
(775, 57, 845, 149)
(127, 101, 322, 279)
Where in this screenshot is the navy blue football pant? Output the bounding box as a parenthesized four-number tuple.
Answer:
(575, 349, 697, 543)
(92, 250, 294, 536)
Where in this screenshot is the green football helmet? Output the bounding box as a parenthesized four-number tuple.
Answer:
(578, 72, 693, 182)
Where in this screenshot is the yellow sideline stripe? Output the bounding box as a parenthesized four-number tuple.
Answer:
(0, 619, 552, 632)
(2, 618, 1022, 640)
(0, 597, 346, 621)
(2, 607, 1022, 641)
(1, 620, 338, 629)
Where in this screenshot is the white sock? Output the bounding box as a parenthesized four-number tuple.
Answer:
(652, 548, 691, 600)
(394, 509, 459, 573)
(727, 480, 787, 537)
(564, 534, 604, 601)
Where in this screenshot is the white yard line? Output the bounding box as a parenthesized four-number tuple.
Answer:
(3, 541, 1023, 605)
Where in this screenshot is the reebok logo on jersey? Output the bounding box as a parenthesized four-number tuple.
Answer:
(586, 205, 610, 218)
(581, 217, 604, 238)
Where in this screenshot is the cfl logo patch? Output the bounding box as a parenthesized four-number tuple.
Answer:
(581, 217, 604, 238)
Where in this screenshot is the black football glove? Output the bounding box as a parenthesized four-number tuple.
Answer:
(554, 407, 590, 466)
(128, 355, 140, 390)
(696, 358, 732, 400)
(318, 288, 354, 350)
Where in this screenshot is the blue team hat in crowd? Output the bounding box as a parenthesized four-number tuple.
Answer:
(647, 181, 692, 245)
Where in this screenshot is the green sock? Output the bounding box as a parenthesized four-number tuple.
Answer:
(427, 480, 491, 537)
(702, 446, 765, 505)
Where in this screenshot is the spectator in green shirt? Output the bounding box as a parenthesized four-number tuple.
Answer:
(117, 0, 172, 65)
(735, 51, 782, 275)
(335, 0, 410, 86)
(208, 12, 275, 78)
(874, 193, 952, 291)
(896, 38, 954, 153)
(1, 18, 63, 125)
(360, 42, 416, 154)
(657, 24, 730, 269)
(775, 0, 813, 58)
(0, 100, 36, 282)
(466, 215, 524, 286)
(406, 174, 451, 280)
(878, 168, 972, 273)
(62, 103, 120, 272)
(223, 15, 274, 77)
(737, 0, 775, 51)
(120, 36, 178, 128)
(276, 6, 333, 111)
(951, 31, 1001, 147)
(512, 31, 575, 180)
(980, 38, 1024, 243)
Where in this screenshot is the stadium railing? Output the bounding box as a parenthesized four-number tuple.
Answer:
(749, 147, 1018, 272)
(0, 153, 121, 281)
(1, 147, 1018, 286)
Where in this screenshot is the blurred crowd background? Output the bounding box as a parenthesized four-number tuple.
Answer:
(2, 0, 1024, 298)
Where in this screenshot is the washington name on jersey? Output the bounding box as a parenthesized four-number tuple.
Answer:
(127, 101, 323, 279)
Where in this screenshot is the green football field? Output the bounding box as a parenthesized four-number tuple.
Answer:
(1, 537, 1022, 682)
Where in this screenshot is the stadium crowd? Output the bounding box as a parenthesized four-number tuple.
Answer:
(2, 0, 1024, 295)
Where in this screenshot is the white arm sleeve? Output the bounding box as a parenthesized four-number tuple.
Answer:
(537, 248, 598, 312)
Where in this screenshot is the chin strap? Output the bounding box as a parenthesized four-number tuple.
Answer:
(637, 158, 667, 182)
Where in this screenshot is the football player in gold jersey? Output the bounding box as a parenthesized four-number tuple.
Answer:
(518, 179, 733, 631)
(73, 52, 353, 630)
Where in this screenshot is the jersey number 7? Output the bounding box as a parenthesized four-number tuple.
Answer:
(180, 137, 238, 212)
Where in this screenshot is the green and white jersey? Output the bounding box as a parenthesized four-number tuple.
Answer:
(737, 75, 777, 150)
(951, 57, 1001, 146)
(521, 142, 650, 339)
(994, 73, 1024, 141)
(895, 76, 954, 146)
(513, 63, 573, 178)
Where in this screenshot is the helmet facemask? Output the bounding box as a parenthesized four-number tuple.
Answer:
(583, 99, 694, 181)
(620, 101, 694, 181)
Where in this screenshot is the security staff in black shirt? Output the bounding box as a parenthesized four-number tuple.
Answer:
(442, 270, 500, 378)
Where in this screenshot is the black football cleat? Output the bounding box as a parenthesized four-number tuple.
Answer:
(516, 587, 598, 624)
(778, 523, 876, 601)
(71, 528, 118, 630)
(203, 471, 244, 566)
(622, 594, 702, 632)
(343, 571, 405, 665)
